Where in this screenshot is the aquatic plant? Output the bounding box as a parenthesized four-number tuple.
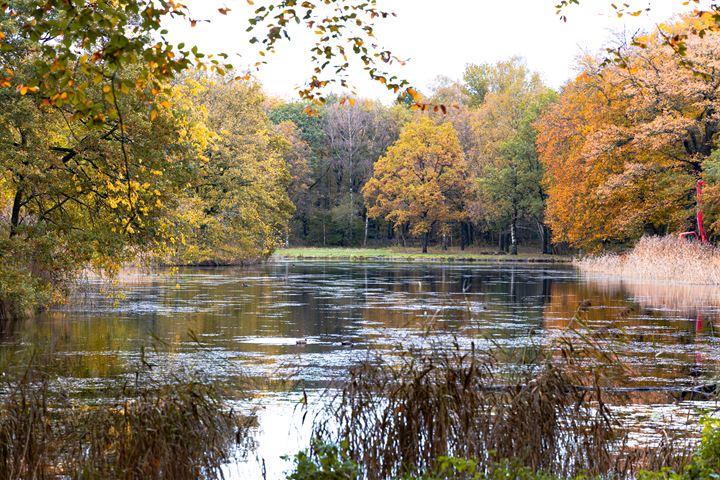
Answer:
(310, 343, 620, 478)
(303, 303, 700, 479)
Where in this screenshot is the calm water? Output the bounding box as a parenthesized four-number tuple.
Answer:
(2, 261, 720, 478)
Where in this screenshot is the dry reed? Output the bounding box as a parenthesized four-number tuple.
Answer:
(311, 342, 622, 478)
(309, 309, 696, 479)
(0, 367, 249, 480)
(576, 236, 720, 285)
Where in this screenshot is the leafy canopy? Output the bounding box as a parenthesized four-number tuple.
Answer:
(363, 117, 469, 250)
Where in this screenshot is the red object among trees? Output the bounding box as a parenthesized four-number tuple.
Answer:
(679, 180, 708, 244)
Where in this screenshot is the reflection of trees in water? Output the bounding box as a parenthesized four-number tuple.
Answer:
(0, 317, 20, 342)
(580, 275, 720, 320)
(543, 281, 631, 330)
(358, 265, 554, 336)
(543, 276, 720, 385)
(544, 278, 720, 330)
(23, 263, 720, 388)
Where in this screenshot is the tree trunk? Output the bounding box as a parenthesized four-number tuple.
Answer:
(10, 188, 22, 238)
(538, 222, 552, 255)
(510, 217, 518, 255)
(363, 211, 369, 247)
(460, 222, 467, 251)
(348, 189, 354, 244)
(422, 231, 429, 253)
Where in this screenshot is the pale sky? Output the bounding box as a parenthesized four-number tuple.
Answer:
(164, 1, 708, 102)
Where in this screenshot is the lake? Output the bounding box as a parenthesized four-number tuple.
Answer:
(2, 260, 719, 478)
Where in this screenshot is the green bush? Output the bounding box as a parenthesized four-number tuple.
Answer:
(408, 456, 560, 480)
(284, 439, 360, 480)
(283, 450, 599, 480)
(638, 417, 720, 480)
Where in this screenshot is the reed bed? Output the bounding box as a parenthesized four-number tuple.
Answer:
(0, 368, 248, 480)
(314, 348, 615, 478)
(576, 236, 720, 285)
(309, 315, 696, 479)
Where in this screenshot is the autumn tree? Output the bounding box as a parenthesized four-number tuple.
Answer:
(324, 102, 373, 245)
(273, 120, 312, 243)
(166, 77, 294, 265)
(537, 16, 720, 250)
(426, 77, 483, 250)
(467, 58, 556, 255)
(0, 62, 201, 317)
(269, 99, 409, 246)
(463, 58, 539, 108)
(363, 117, 468, 253)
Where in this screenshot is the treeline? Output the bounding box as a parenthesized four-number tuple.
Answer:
(272, 58, 556, 254)
(278, 13, 720, 255)
(1, 54, 553, 320)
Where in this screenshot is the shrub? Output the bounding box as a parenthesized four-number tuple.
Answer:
(638, 417, 720, 480)
(414, 456, 562, 480)
(284, 439, 360, 480)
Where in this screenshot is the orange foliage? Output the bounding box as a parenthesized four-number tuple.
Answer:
(536, 17, 720, 251)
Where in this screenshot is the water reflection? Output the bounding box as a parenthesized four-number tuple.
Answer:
(3, 262, 720, 386)
(2, 261, 720, 477)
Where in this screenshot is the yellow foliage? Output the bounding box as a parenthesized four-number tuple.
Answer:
(363, 117, 468, 250)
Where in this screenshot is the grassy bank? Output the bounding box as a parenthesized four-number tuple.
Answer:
(273, 247, 570, 263)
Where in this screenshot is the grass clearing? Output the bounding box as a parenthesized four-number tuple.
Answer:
(273, 247, 570, 263)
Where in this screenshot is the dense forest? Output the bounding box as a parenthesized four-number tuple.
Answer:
(271, 57, 554, 254)
(275, 13, 720, 255)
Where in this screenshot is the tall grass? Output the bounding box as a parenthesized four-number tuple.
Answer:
(307, 310, 695, 479)
(313, 347, 616, 478)
(577, 236, 720, 285)
(0, 365, 249, 480)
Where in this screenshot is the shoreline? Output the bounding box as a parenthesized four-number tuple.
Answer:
(272, 247, 572, 264)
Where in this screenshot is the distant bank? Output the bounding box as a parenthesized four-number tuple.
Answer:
(272, 247, 571, 263)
